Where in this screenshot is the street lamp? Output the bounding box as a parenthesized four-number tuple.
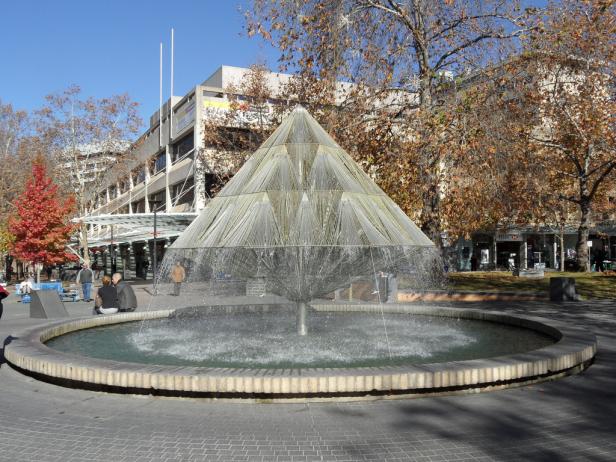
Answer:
(149, 199, 162, 286)
(110, 225, 116, 274)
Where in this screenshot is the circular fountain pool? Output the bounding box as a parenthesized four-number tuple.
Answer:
(46, 311, 554, 369)
(4, 305, 597, 400)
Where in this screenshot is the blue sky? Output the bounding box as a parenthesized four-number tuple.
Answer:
(0, 0, 278, 127)
(1, 1, 548, 130)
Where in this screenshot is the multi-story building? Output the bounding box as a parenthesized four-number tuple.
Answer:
(80, 64, 615, 278)
(79, 65, 308, 278)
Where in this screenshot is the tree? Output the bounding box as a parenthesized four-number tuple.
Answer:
(0, 98, 28, 157)
(199, 64, 280, 199)
(512, 0, 616, 271)
(0, 100, 35, 278)
(0, 99, 30, 224)
(0, 225, 15, 278)
(247, 0, 534, 246)
(8, 158, 77, 282)
(35, 85, 141, 264)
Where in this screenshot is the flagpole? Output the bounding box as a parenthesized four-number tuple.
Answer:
(170, 28, 174, 141)
(159, 42, 163, 147)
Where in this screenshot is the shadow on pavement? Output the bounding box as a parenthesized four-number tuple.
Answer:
(0, 335, 16, 368)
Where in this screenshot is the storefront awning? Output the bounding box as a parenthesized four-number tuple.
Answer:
(73, 213, 198, 246)
(75, 212, 197, 228)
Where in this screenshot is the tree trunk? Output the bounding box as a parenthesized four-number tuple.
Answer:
(559, 226, 565, 272)
(80, 222, 91, 266)
(575, 199, 591, 271)
(420, 167, 442, 247)
(35, 262, 42, 284)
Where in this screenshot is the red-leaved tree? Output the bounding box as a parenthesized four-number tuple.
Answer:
(9, 158, 77, 282)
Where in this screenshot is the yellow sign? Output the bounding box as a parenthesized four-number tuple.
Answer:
(203, 100, 231, 109)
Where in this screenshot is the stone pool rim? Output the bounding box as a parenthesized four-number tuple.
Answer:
(4, 304, 597, 399)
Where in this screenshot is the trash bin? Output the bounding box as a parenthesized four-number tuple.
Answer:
(550, 277, 578, 302)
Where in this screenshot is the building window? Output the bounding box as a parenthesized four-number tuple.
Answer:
(132, 200, 145, 213)
(148, 191, 165, 210)
(132, 168, 145, 185)
(154, 152, 166, 174)
(171, 178, 194, 206)
(119, 179, 130, 194)
(171, 134, 194, 163)
(203, 90, 223, 97)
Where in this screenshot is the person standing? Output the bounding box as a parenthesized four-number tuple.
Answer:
(20, 274, 34, 294)
(77, 264, 94, 302)
(470, 255, 478, 272)
(171, 261, 186, 296)
(112, 273, 137, 312)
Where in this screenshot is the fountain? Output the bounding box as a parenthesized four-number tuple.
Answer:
(4, 107, 596, 398)
(159, 105, 437, 335)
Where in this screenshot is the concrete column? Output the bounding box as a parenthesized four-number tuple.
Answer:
(122, 244, 135, 280)
(553, 239, 559, 270)
(165, 146, 173, 212)
(194, 155, 207, 211)
(144, 163, 151, 213)
(193, 94, 206, 212)
(116, 246, 125, 275)
(128, 174, 134, 214)
(104, 250, 112, 275)
(522, 240, 528, 269)
(146, 241, 154, 280)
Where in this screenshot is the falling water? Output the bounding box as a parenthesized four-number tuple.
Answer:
(135, 106, 445, 365)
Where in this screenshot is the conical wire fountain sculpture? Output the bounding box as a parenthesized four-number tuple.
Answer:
(164, 106, 436, 335)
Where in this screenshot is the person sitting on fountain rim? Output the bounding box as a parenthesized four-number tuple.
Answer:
(111, 273, 137, 312)
(171, 261, 185, 296)
(93, 275, 119, 315)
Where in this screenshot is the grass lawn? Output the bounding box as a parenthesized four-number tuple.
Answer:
(447, 271, 616, 300)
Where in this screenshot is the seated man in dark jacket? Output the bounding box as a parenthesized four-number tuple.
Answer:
(111, 273, 137, 312)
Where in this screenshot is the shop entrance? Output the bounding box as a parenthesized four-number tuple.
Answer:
(496, 242, 520, 269)
(133, 243, 147, 279)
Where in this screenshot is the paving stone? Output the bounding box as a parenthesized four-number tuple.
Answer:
(0, 298, 615, 461)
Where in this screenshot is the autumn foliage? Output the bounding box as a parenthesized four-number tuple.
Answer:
(8, 159, 77, 266)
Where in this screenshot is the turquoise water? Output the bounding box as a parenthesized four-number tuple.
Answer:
(46, 312, 555, 369)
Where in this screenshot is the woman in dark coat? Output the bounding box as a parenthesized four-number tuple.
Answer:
(94, 275, 118, 315)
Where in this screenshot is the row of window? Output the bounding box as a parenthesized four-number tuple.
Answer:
(99, 177, 195, 214)
(92, 134, 195, 209)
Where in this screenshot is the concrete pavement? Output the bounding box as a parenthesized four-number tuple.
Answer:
(0, 284, 615, 461)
